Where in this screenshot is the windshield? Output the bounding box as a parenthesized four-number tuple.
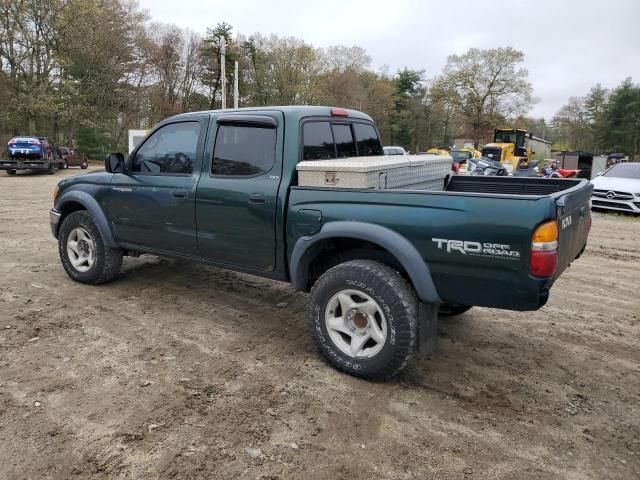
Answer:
(450, 151, 470, 160)
(384, 147, 404, 155)
(495, 132, 516, 144)
(603, 163, 640, 180)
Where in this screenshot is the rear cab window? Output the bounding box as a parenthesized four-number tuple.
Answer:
(302, 119, 382, 161)
(353, 123, 383, 156)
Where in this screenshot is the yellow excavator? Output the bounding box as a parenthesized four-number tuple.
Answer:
(424, 147, 450, 156)
(459, 146, 482, 158)
(481, 129, 533, 172)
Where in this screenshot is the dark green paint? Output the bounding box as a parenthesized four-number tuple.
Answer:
(52, 106, 591, 312)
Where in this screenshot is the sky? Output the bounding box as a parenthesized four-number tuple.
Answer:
(138, 0, 640, 119)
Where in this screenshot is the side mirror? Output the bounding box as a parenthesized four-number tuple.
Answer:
(105, 152, 125, 173)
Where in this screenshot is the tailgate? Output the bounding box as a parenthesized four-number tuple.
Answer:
(554, 180, 593, 278)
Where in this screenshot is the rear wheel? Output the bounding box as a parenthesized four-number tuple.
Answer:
(308, 260, 417, 380)
(58, 211, 122, 284)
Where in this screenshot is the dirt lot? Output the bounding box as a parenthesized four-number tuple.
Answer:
(0, 168, 638, 480)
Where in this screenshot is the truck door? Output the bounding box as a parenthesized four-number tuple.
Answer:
(195, 113, 283, 271)
(107, 118, 207, 255)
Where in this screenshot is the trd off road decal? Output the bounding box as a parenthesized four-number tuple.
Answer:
(432, 238, 521, 260)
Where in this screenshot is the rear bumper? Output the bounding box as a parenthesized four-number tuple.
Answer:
(7, 150, 43, 160)
(50, 208, 62, 238)
(0, 159, 49, 170)
(591, 197, 640, 214)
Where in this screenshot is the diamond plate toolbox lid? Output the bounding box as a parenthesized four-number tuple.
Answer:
(296, 155, 411, 172)
(296, 154, 453, 189)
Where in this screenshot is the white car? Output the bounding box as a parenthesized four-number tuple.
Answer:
(383, 146, 408, 156)
(590, 163, 640, 214)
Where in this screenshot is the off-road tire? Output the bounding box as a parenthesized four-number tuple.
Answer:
(58, 211, 122, 284)
(439, 304, 472, 317)
(309, 260, 418, 380)
(7, 170, 16, 175)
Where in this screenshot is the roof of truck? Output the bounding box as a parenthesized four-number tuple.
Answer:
(164, 106, 374, 124)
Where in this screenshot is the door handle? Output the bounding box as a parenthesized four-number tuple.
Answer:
(172, 190, 188, 199)
(248, 193, 266, 204)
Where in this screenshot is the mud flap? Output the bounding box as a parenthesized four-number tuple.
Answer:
(418, 302, 439, 355)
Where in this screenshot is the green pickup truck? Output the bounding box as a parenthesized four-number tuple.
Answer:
(50, 106, 592, 380)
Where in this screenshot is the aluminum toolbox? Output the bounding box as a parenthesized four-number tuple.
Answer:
(296, 154, 452, 190)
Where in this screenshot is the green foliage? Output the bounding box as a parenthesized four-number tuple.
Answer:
(76, 127, 114, 158)
(430, 47, 535, 145)
(552, 79, 640, 155)
(599, 79, 640, 155)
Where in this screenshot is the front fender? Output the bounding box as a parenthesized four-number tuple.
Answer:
(289, 221, 441, 304)
(53, 190, 118, 248)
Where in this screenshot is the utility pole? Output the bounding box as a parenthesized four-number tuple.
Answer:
(220, 37, 226, 109)
(233, 60, 239, 109)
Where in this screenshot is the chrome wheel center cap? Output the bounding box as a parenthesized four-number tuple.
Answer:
(78, 240, 90, 256)
(346, 309, 370, 335)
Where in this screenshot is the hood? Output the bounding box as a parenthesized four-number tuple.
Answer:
(590, 176, 640, 194)
(57, 169, 111, 191)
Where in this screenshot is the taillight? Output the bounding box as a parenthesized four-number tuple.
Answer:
(530, 220, 558, 277)
(331, 107, 348, 117)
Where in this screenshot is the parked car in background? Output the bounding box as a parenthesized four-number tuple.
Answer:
(7, 136, 51, 160)
(1, 136, 65, 174)
(450, 150, 472, 173)
(56, 147, 89, 169)
(383, 146, 408, 156)
(56, 146, 71, 159)
(590, 162, 640, 214)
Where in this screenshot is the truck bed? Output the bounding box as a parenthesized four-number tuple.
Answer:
(442, 175, 585, 196)
(287, 176, 593, 311)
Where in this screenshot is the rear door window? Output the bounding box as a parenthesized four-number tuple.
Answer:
(332, 124, 356, 158)
(354, 123, 383, 156)
(212, 124, 276, 176)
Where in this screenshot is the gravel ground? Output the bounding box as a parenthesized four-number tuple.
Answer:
(0, 167, 639, 479)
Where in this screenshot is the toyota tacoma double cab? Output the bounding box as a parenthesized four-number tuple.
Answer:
(50, 106, 592, 380)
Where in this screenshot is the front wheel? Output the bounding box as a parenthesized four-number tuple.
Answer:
(6, 170, 16, 175)
(47, 162, 55, 174)
(58, 211, 122, 284)
(62, 160, 69, 169)
(81, 161, 88, 169)
(308, 260, 418, 380)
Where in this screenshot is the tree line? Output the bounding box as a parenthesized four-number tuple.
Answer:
(1, 0, 637, 158)
(550, 80, 640, 156)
